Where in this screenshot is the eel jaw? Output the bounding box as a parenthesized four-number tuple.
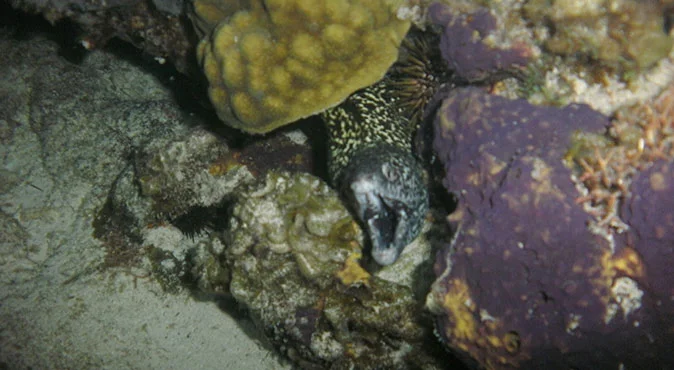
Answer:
(340, 146, 429, 266)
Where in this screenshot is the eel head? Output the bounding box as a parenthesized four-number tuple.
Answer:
(339, 145, 428, 265)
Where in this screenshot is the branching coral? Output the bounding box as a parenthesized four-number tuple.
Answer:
(566, 84, 674, 238)
(193, 0, 411, 133)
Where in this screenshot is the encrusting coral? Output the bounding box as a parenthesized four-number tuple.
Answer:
(523, 0, 673, 75)
(193, 0, 411, 133)
(134, 128, 253, 219)
(429, 84, 674, 369)
(427, 2, 531, 83)
(219, 171, 447, 369)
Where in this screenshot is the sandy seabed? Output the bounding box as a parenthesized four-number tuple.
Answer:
(0, 33, 288, 370)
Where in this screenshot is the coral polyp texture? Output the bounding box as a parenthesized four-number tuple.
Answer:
(194, 0, 411, 133)
(428, 87, 674, 368)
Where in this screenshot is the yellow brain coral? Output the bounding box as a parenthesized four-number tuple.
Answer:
(194, 0, 411, 134)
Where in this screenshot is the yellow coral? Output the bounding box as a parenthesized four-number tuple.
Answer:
(193, 0, 411, 134)
(336, 252, 371, 287)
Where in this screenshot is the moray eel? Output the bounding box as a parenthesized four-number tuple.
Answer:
(322, 33, 445, 266)
(321, 78, 429, 266)
(191, 0, 438, 265)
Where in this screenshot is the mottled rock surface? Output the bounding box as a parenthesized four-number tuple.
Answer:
(204, 171, 452, 370)
(0, 30, 287, 370)
(428, 87, 673, 369)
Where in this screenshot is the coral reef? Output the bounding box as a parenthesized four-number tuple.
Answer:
(92, 124, 255, 291)
(428, 2, 531, 82)
(423, 0, 674, 117)
(565, 84, 674, 238)
(523, 0, 673, 75)
(194, 0, 411, 133)
(5, 1, 673, 369)
(134, 128, 253, 218)
(217, 171, 447, 369)
(7, 0, 193, 71)
(429, 86, 674, 368)
(193, 0, 436, 266)
(564, 86, 674, 368)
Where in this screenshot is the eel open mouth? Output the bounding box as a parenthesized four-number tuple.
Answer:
(343, 146, 428, 265)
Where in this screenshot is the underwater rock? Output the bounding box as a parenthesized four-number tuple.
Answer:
(427, 3, 531, 82)
(8, 0, 192, 71)
(523, 0, 673, 73)
(617, 159, 674, 359)
(432, 86, 609, 198)
(427, 87, 674, 368)
(134, 127, 253, 219)
(0, 31, 287, 369)
(94, 122, 265, 295)
(219, 171, 448, 369)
